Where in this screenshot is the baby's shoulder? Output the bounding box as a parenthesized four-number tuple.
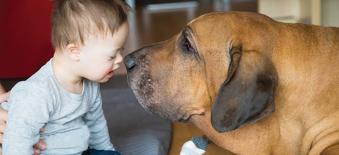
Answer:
(12, 79, 51, 93)
(5, 80, 54, 113)
(10, 80, 54, 105)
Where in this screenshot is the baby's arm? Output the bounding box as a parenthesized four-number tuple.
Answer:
(84, 86, 114, 151)
(2, 83, 50, 155)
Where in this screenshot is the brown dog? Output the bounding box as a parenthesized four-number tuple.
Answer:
(124, 12, 339, 155)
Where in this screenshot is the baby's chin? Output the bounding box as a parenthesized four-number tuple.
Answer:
(99, 76, 113, 83)
(92, 69, 117, 83)
(94, 74, 113, 83)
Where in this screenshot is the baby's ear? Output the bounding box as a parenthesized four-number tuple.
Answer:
(65, 43, 81, 61)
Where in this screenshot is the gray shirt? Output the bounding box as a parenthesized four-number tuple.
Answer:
(2, 60, 114, 155)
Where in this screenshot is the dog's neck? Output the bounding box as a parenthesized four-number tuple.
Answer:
(190, 112, 281, 154)
(191, 108, 339, 155)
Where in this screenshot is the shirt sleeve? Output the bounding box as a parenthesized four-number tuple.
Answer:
(84, 84, 114, 151)
(2, 82, 51, 155)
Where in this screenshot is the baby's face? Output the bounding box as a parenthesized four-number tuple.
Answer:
(78, 22, 129, 83)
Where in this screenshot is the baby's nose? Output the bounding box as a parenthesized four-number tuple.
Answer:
(114, 52, 123, 64)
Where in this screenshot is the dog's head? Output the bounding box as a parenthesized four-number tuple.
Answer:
(125, 12, 277, 132)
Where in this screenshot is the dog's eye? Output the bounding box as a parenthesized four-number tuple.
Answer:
(182, 37, 195, 54)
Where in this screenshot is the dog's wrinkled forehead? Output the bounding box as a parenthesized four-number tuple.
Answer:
(187, 16, 238, 52)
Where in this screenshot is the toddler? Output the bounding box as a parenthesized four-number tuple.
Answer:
(2, 0, 129, 154)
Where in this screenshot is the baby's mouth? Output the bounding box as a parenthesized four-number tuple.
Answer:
(107, 71, 114, 76)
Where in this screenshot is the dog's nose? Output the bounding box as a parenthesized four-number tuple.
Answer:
(124, 54, 137, 71)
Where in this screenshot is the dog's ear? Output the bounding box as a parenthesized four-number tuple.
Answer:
(211, 47, 277, 132)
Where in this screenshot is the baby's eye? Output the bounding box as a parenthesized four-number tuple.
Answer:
(109, 56, 116, 60)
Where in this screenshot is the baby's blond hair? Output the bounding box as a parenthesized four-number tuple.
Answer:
(51, 0, 129, 50)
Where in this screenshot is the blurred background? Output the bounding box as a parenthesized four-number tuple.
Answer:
(0, 0, 255, 81)
(0, 1, 339, 154)
(1, 0, 339, 82)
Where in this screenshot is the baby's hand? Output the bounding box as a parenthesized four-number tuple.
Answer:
(0, 107, 8, 143)
(0, 91, 9, 140)
(33, 139, 46, 155)
(0, 91, 10, 144)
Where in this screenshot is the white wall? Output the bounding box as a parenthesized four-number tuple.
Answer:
(322, 0, 339, 27)
(258, 0, 301, 23)
(259, 0, 339, 27)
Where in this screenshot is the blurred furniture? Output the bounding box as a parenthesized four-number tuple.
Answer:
(0, 0, 54, 78)
(141, 1, 198, 32)
(258, 0, 339, 26)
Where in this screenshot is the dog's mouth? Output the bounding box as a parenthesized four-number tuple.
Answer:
(176, 113, 194, 122)
(127, 72, 193, 122)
